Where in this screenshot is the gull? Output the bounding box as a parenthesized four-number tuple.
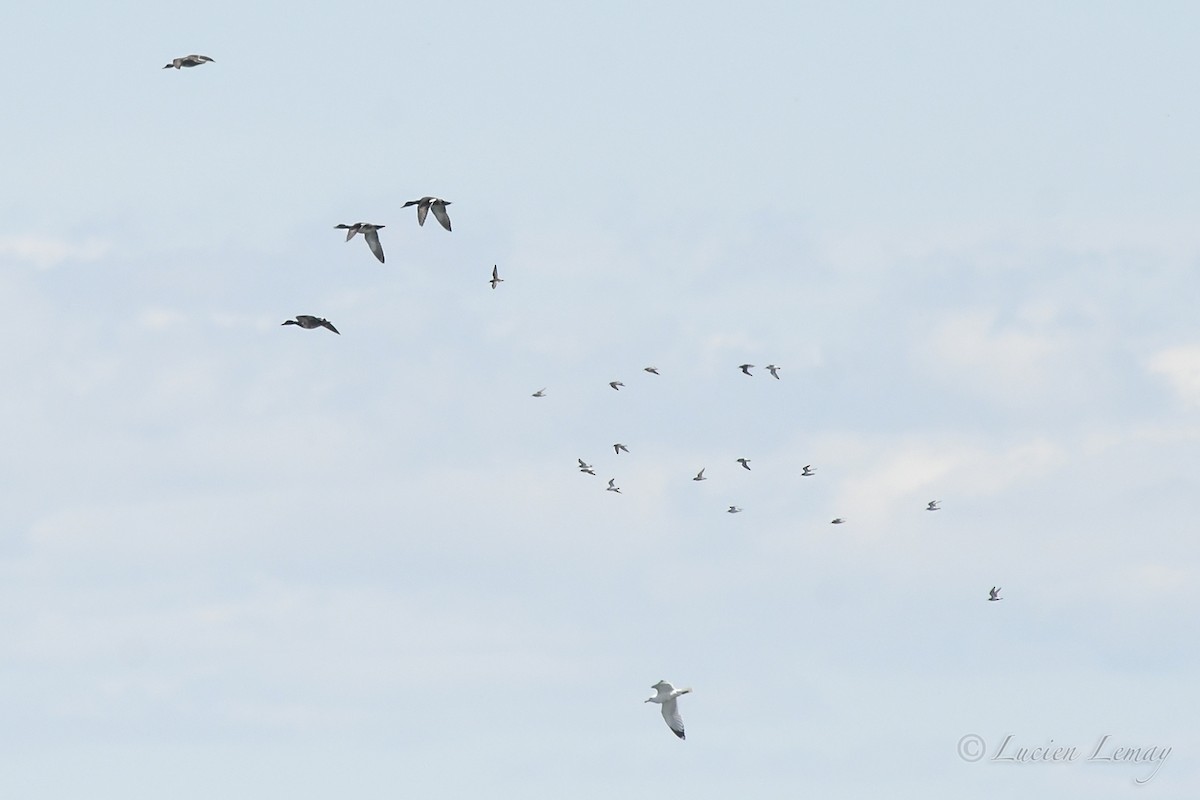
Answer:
(766, 364, 781, 379)
(580, 467, 596, 475)
(334, 223, 386, 263)
(801, 465, 815, 476)
(403, 196, 452, 231)
(738, 364, 754, 376)
(644, 367, 660, 375)
(988, 587, 1003, 601)
(578, 459, 593, 470)
(727, 505, 742, 513)
(737, 458, 751, 470)
(606, 478, 621, 493)
(645, 681, 691, 740)
(490, 265, 503, 289)
(926, 500, 941, 511)
(532, 388, 546, 397)
(281, 315, 339, 334)
(830, 518, 845, 524)
(163, 54, 214, 69)
(692, 468, 706, 481)
(614, 443, 628, 454)
(609, 381, 624, 391)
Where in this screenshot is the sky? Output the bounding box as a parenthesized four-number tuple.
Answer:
(2, 1, 1199, 797)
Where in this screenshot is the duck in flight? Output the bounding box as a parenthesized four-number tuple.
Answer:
(281, 315, 339, 334)
(163, 54, 214, 69)
(334, 223, 385, 263)
(403, 196, 452, 231)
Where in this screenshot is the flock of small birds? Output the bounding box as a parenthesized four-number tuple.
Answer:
(162, 53, 1006, 742)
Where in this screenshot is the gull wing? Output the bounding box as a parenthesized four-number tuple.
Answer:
(661, 698, 685, 739)
(364, 228, 385, 263)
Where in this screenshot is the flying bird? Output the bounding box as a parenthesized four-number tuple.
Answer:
(490, 265, 503, 289)
(727, 506, 742, 513)
(738, 364, 755, 376)
(644, 367, 660, 375)
(801, 465, 815, 476)
(613, 443, 629, 454)
(580, 467, 596, 475)
(403, 196, 452, 231)
(606, 479, 621, 493)
(609, 381, 624, 390)
(737, 458, 751, 470)
(830, 518, 845, 525)
(692, 469, 706, 481)
(766, 364, 781, 379)
(163, 54, 214, 69)
(578, 459, 592, 470)
(281, 315, 339, 334)
(645, 681, 691, 740)
(532, 388, 546, 397)
(334, 223, 386, 263)
(926, 500, 941, 511)
(988, 587, 1003, 601)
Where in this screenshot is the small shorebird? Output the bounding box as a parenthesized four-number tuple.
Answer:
(613, 443, 629, 454)
(738, 364, 754, 376)
(926, 500, 941, 511)
(727, 506, 742, 513)
(645, 681, 691, 740)
(335, 223, 385, 263)
(801, 465, 815, 476)
(692, 469, 706, 481)
(403, 196, 452, 231)
(736, 458, 751, 470)
(281, 315, 339, 334)
(766, 364, 781, 379)
(606, 479, 621, 493)
(988, 587, 1003, 601)
(578, 459, 593, 470)
(532, 388, 546, 397)
(163, 54, 214, 69)
(580, 467, 596, 475)
(489, 265, 503, 289)
(830, 518, 845, 524)
(609, 381, 624, 390)
(644, 367, 660, 375)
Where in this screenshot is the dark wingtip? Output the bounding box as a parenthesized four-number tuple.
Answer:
(674, 729, 686, 740)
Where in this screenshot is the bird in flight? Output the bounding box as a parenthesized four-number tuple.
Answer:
(532, 388, 546, 397)
(644, 367, 660, 375)
(335, 223, 386, 263)
(727, 506, 742, 513)
(737, 458, 751, 470)
(830, 518, 845, 524)
(580, 467, 596, 475)
(606, 479, 621, 493)
(645, 681, 691, 740)
(490, 265, 503, 289)
(801, 465, 815, 476)
(609, 381, 624, 391)
(988, 587, 1003, 601)
(163, 54, 214, 69)
(692, 468, 706, 481)
(766, 364, 781, 379)
(281, 315, 339, 334)
(613, 443, 629, 454)
(738, 364, 755, 376)
(926, 500, 941, 511)
(403, 196, 452, 231)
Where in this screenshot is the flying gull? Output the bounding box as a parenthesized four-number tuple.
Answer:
(609, 381, 624, 391)
(403, 196, 452, 231)
(692, 468, 706, 481)
(727, 506, 742, 513)
(645, 681, 691, 740)
(766, 364, 781, 379)
(490, 265, 503, 289)
(644, 367, 660, 375)
(606, 479, 621, 493)
(926, 500, 940, 511)
(737, 458, 751, 470)
(532, 388, 546, 397)
(281, 315, 339, 334)
(613, 443, 629, 454)
(334, 222, 386, 263)
(830, 518, 845, 525)
(988, 587, 1003, 601)
(801, 465, 815, 476)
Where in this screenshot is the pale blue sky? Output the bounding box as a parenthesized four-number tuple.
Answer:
(2, 1, 1198, 797)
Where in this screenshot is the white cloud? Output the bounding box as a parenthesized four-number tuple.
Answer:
(1147, 344, 1200, 405)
